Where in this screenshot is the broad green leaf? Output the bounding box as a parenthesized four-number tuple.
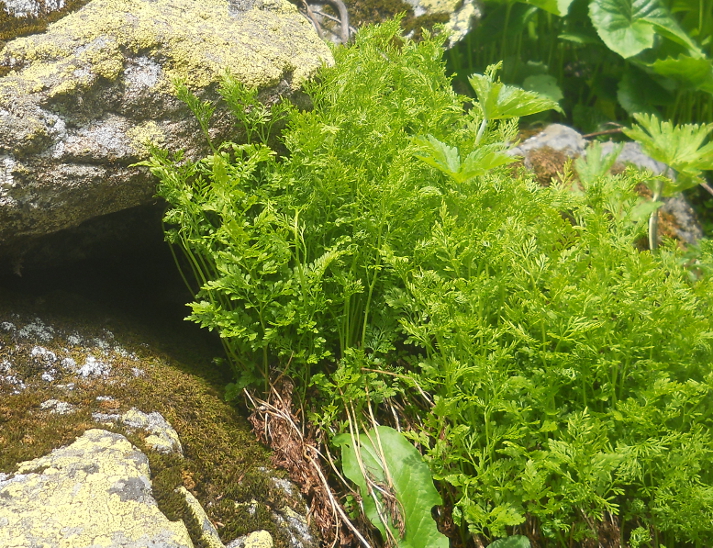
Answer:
(523, 74, 564, 103)
(624, 112, 713, 194)
(333, 426, 448, 548)
(461, 146, 517, 180)
(651, 55, 713, 93)
(469, 64, 563, 121)
(589, 0, 699, 58)
(616, 69, 672, 115)
(488, 536, 532, 548)
(414, 136, 515, 183)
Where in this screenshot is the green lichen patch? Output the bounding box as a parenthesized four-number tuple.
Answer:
(0, 288, 308, 548)
(0, 0, 332, 103)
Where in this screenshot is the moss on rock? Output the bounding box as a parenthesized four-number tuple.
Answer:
(0, 288, 311, 548)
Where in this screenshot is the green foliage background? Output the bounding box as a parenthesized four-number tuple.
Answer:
(448, 0, 713, 130)
(144, 20, 713, 548)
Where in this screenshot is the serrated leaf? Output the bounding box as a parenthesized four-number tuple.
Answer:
(413, 135, 461, 178)
(651, 55, 713, 93)
(461, 146, 517, 180)
(575, 141, 623, 186)
(624, 112, 713, 194)
(333, 426, 448, 548)
(415, 136, 515, 183)
(469, 67, 563, 121)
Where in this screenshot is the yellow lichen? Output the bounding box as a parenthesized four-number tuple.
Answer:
(245, 530, 275, 548)
(1, 430, 193, 547)
(0, 0, 332, 105)
(126, 121, 165, 156)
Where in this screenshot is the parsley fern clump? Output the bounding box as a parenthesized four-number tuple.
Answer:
(144, 20, 713, 548)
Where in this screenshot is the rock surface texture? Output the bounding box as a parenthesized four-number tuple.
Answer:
(0, 0, 332, 248)
(405, 0, 482, 46)
(0, 428, 195, 548)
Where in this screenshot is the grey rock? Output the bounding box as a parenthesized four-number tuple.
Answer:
(268, 475, 317, 548)
(0, 429, 195, 547)
(659, 195, 704, 244)
(404, 0, 482, 46)
(93, 407, 184, 456)
(227, 530, 274, 548)
(511, 124, 704, 244)
(600, 141, 668, 177)
(0, 0, 332, 250)
(509, 123, 587, 166)
(177, 486, 225, 548)
(40, 398, 76, 414)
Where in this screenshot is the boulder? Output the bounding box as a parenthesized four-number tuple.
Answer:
(0, 0, 332, 248)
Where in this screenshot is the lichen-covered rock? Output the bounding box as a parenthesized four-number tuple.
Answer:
(0, 428, 194, 548)
(228, 530, 275, 548)
(313, 0, 480, 47)
(403, 0, 481, 46)
(178, 485, 226, 548)
(3, 0, 68, 18)
(0, 0, 332, 248)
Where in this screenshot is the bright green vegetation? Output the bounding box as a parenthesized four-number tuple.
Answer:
(144, 20, 713, 547)
(334, 425, 449, 548)
(448, 0, 713, 130)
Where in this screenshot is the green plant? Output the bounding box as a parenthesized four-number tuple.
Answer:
(334, 425, 449, 548)
(488, 536, 531, 548)
(623, 112, 713, 249)
(448, 0, 713, 129)
(145, 19, 713, 548)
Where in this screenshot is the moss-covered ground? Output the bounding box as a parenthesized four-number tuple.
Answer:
(0, 286, 309, 548)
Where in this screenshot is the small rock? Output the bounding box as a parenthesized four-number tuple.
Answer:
(509, 124, 587, 166)
(406, 0, 482, 46)
(176, 485, 225, 548)
(17, 318, 55, 342)
(40, 399, 75, 414)
(75, 355, 112, 378)
(510, 124, 704, 245)
(30, 345, 57, 365)
(96, 408, 184, 456)
(228, 530, 275, 548)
